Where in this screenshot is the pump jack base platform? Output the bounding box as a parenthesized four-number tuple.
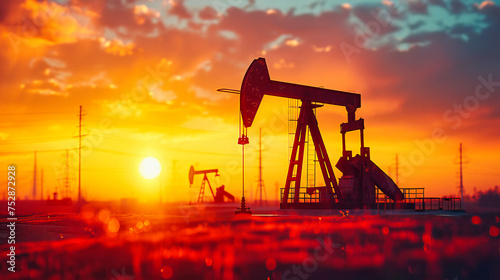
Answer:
(235, 197, 252, 215)
(235, 208, 252, 215)
(280, 202, 415, 210)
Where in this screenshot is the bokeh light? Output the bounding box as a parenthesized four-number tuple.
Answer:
(266, 258, 276, 271)
(160, 265, 173, 279)
(490, 226, 499, 237)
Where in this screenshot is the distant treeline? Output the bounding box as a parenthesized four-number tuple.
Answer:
(474, 186, 500, 208)
(458, 185, 500, 208)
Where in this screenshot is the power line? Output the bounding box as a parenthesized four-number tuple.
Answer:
(101, 135, 240, 157)
(0, 136, 72, 145)
(0, 111, 74, 116)
(0, 117, 74, 123)
(92, 147, 146, 158)
(0, 148, 77, 156)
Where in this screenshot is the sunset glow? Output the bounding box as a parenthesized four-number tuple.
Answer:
(139, 156, 161, 180)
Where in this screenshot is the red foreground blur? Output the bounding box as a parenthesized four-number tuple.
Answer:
(0, 202, 499, 280)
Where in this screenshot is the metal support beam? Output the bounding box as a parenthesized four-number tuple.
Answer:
(305, 104, 339, 200)
(283, 102, 308, 205)
(240, 57, 361, 128)
(282, 101, 340, 206)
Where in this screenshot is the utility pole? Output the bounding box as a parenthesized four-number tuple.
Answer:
(395, 154, 399, 186)
(459, 143, 463, 202)
(32, 151, 37, 199)
(79, 106, 82, 203)
(65, 149, 70, 199)
(77, 105, 86, 204)
(41, 168, 43, 200)
(255, 128, 267, 206)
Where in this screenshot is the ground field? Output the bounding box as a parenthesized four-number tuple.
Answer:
(0, 202, 499, 280)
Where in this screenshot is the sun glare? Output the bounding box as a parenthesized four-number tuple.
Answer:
(139, 156, 161, 179)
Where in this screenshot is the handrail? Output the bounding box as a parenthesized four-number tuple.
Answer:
(281, 187, 462, 211)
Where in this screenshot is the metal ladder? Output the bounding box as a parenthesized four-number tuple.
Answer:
(288, 99, 318, 193)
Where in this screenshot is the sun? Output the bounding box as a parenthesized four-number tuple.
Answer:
(139, 157, 161, 179)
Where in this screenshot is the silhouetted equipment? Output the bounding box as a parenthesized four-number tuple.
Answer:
(254, 128, 267, 206)
(189, 166, 235, 204)
(47, 186, 72, 205)
(78, 106, 82, 203)
(215, 185, 234, 203)
(230, 57, 404, 209)
(459, 143, 463, 202)
(217, 88, 252, 214)
(40, 168, 44, 200)
(235, 103, 252, 214)
(63, 149, 72, 199)
(33, 151, 37, 199)
(76, 105, 88, 204)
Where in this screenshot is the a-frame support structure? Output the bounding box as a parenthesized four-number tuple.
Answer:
(197, 173, 216, 204)
(282, 100, 340, 207)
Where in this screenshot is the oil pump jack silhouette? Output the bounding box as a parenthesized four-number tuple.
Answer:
(224, 58, 405, 210)
(189, 166, 235, 204)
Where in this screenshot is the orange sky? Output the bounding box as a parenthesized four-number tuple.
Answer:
(1, 0, 499, 203)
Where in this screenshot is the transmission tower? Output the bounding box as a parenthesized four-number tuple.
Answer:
(460, 143, 463, 201)
(64, 149, 72, 199)
(76, 105, 87, 203)
(40, 168, 43, 200)
(32, 151, 37, 199)
(255, 128, 267, 206)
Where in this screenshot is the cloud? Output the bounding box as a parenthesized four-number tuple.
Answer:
(0, 1, 21, 23)
(168, 0, 192, 19)
(408, 0, 428, 15)
(100, 38, 135, 56)
(477, 1, 495, 10)
(149, 88, 177, 103)
(1, 0, 96, 49)
(78, 0, 159, 37)
(428, 0, 446, 7)
(198, 6, 218, 20)
(450, 0, 467, 14)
